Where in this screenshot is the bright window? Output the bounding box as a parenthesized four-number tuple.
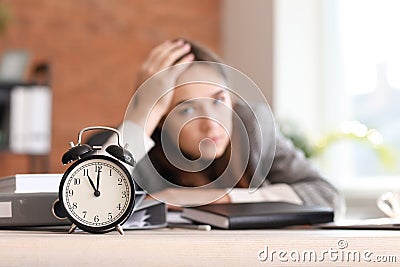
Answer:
(327, 0, 400, 179)
(275, 0, 400, 190)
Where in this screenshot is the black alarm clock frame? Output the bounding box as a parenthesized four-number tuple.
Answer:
(53, 126, 136, 235)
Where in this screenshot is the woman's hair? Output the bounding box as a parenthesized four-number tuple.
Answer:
(174, 39, 224, 64)
(174, 39, 228, 81)
(148, 38, 255, 188)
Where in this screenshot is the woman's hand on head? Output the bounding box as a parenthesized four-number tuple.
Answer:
(139, 39, 194, 113)
(136, 39, 194, 87)
(127, 39, 194, 135)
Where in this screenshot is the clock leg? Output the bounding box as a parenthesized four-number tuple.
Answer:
(116, 224, 124, 235)
(68, 223, 77, 234)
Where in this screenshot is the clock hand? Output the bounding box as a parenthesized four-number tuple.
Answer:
(96, 170, 101, 192)
(86, 174, 100, 197)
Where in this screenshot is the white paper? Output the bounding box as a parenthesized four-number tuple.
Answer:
(14, 173, 62, 193)
(0, 202, 12, 218)
(167, 211, 192, 224)
(123, 210, 152, 229)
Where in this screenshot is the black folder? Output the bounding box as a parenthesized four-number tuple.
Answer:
(182, 201, 334, 229)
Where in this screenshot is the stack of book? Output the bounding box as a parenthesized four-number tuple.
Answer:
(0, 174, 166, 229)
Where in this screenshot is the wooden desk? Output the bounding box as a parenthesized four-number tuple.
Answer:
(0, 228, 399, 266)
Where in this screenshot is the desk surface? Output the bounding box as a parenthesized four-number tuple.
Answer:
(1, 228, 399, 266)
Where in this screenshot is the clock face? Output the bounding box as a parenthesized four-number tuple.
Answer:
(60, 155, 134, 233)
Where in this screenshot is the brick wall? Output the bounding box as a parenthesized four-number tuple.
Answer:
(0, 0, 221, 176)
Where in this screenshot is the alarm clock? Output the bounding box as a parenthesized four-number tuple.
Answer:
(54, 126, 136, 235)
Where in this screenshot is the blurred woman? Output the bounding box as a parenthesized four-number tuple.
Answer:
(115, 39, 343, 215)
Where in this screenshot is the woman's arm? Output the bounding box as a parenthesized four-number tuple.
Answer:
(263, 131, 345, 219)
(104, 39, 194, 161)
(228, 103, 345, 218)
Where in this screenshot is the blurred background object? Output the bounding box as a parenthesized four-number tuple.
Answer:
(279, 119, 395, 171)
(0, 50, 29, 82)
